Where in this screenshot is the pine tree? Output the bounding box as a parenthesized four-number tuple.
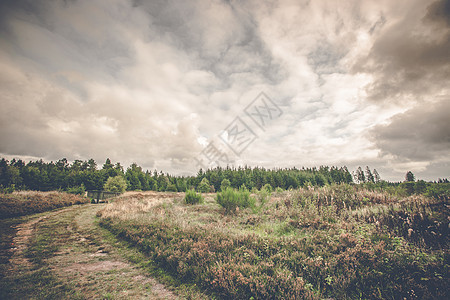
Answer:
(198, 177, 210, 193)
(365, 166, 374, 183)
(355, 167, 365, 183)
(373, 169, 381, 183)
(405, 171, 415, 182)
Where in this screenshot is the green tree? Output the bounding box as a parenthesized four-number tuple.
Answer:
(220, 178, 231, 191)
(401, 181, 415, 195)
(355, 167, 365, 183)
(104, 176, 127, 193)
(373, 169, 381, 183)
(166, 183, 178, 192)
(405, 171, 415, 182)
(415, 180, 427, 194)
(365, 166, 374, 183)
(126, 163, 143, 190)
(198, 177, 210, 193)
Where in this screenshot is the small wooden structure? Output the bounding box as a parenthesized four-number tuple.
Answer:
(86, 190, 120, 203)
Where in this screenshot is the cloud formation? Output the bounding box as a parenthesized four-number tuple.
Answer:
(370, 98, 450, 161)
(353, 0, 450, 102)
(0, 0, 449, 181)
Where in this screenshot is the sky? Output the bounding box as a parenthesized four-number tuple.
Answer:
(0, 0, 449, 181)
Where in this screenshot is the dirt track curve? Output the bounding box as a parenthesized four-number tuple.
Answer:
(2, 203, 180, 299)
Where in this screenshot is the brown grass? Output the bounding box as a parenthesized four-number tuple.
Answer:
(0, 191, 89, 219)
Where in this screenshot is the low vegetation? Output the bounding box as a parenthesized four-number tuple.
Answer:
(98, 185, 449, 299)
(216, 187, 255, 214)
(0, 191, 89, 219)
(184, 189, 204, 205)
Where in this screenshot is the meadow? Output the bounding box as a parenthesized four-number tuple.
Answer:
(98, 186, 449, 299)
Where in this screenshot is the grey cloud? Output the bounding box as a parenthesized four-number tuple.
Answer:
(370, 99, 450, 161)
(132, 0, 283, 85)
(425, 0, 450, 26)
(0, 0, 134, 97)
(353, 0, 450, 102)
(307, 40, 348, 75)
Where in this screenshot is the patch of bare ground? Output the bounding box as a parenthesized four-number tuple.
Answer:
(47, 204, 180, 299)
(8, 216, 45, 271)
(7, 205, 79, 272)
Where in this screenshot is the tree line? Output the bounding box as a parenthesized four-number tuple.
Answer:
(0, 157, 355, 193)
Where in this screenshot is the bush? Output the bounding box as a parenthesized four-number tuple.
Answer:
(166, 183, 178, 192)
(66, 184, 86, 195)
(216, 187, 255, 214)
(104, 176, 127, 193)
(184, 189, 203, 205)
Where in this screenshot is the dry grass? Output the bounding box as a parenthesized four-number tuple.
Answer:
(0, 191, 89, 219)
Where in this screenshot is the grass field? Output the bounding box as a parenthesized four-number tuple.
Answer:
(98, 186, 449, 299)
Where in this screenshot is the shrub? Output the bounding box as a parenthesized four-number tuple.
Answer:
(104, 176, 127, 193)
(66, 183, 86, 195)
(184, 189, 203, 205)
(166, 183, 178, 192)
(216, 187, 255, 214)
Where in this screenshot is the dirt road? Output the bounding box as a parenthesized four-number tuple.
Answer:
(0, 203, 182, 299)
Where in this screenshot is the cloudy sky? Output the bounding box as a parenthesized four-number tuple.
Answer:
(0, 0, 449, 181)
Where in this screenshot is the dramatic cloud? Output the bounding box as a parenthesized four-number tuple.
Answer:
(0, 0, 449, 181)
(353, 0, 450, 102)
(370, 99, 450, 175)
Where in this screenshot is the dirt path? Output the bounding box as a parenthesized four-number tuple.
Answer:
(1, 203, 181, 299)
(8, 216, 45, 271)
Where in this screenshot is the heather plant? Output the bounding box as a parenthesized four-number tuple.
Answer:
(184, 189, 203, 205)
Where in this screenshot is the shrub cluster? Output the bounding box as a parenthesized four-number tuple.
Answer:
(184, 189, 203, 205)
(216, 187, 255, 214)
(0, 191, 89, 219)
